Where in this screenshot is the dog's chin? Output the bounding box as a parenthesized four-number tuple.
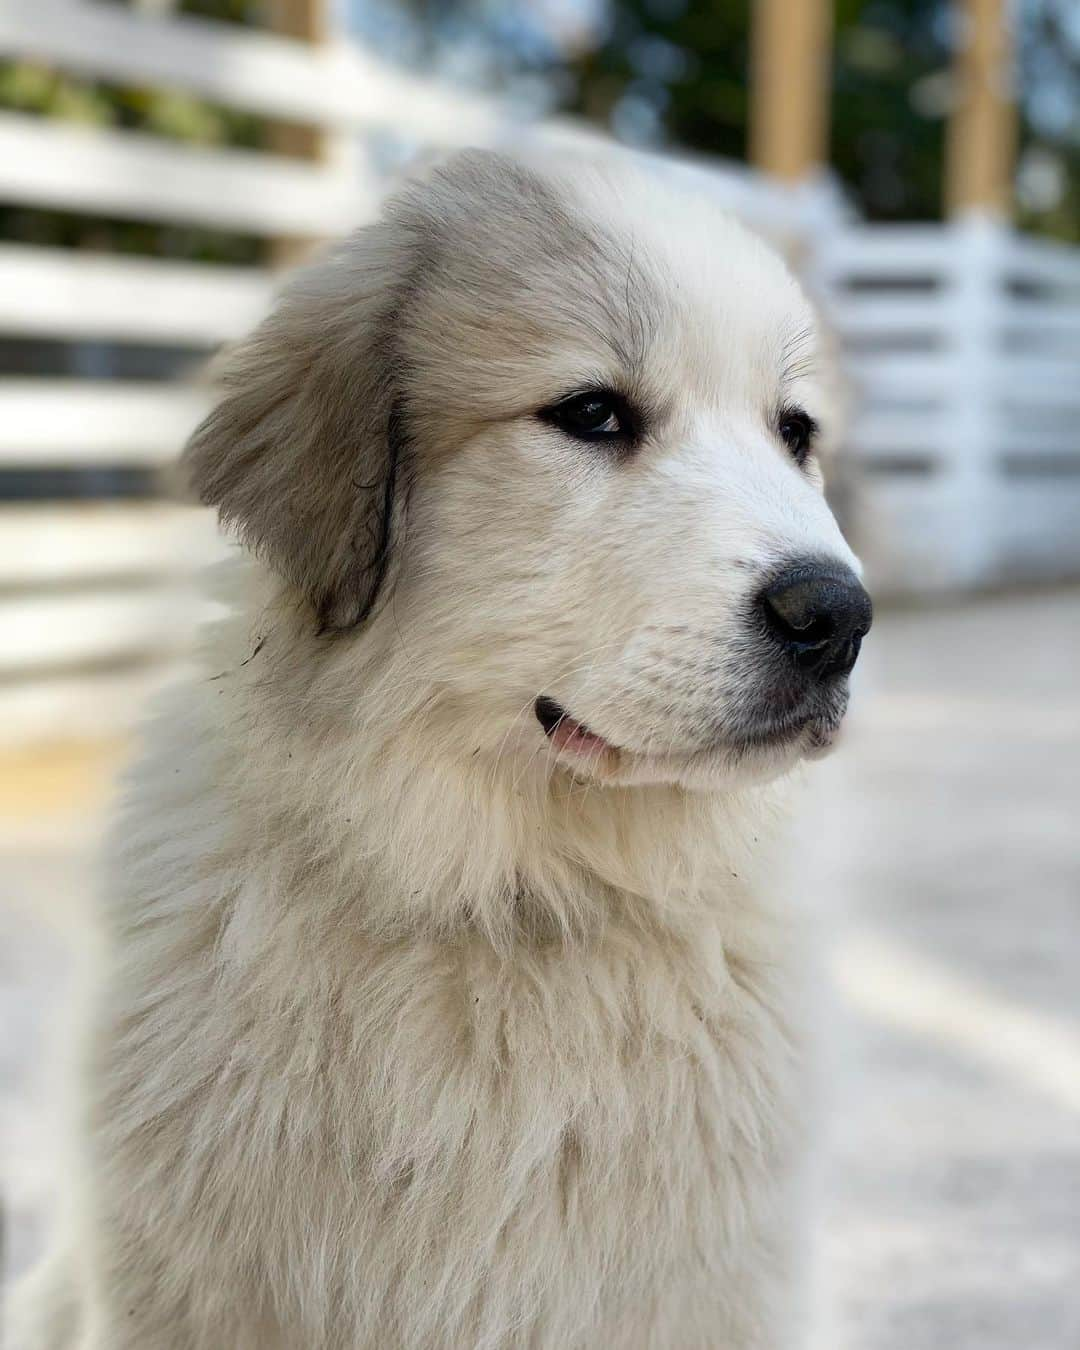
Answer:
(587, 723, 843, 790)
(533, 697, 846, 791)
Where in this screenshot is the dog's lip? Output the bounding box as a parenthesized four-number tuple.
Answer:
(719, 701, 848, 764)
(727, 715, 824, 750)
(534, 696, 613, 758)
(535, 696, 845, 771)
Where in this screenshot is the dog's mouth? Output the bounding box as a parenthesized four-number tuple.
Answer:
(534, 692, 845, 782)
(534, 696, 613, 759)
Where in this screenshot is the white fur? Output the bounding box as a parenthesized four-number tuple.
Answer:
(10, 149, 860, 1349)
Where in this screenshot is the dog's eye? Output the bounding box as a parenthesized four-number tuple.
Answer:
(540, 389, 634, 444)
(777, 408, 818, 466)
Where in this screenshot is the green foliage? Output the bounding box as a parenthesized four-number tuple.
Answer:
(0, 0, 267, 262)
(177, 0, 265, 22)
(0, 60, 264, 147)
(568, 3, 752, 163)
(562, 0, 950, 220)
(563, 0, 1077, 236)
(0, 61, 114, 126)
(829, 0, 948, 221)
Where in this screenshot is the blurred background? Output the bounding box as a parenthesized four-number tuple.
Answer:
(0, 2, 1077, 1347)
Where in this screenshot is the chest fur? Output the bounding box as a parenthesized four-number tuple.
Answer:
(98, 921, 804, 1346)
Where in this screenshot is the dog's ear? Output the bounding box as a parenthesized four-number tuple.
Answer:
(183, 226, 413, 631)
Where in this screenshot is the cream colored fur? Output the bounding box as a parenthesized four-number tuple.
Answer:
(9, 148, 861, 1349)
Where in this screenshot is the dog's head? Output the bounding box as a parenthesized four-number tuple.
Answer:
(186, 149, 870, 791)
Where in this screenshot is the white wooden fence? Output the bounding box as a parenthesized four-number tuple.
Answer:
(1, 1, 1078, 744)
(0, 0, 496, 745)
(819, 219, 1080, 592)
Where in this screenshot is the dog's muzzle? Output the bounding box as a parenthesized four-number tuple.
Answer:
(720, 557, 872, 752)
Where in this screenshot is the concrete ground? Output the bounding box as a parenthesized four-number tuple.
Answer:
(2, 591, 1078, 1347)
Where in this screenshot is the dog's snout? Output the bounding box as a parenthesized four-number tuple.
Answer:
(759, 562, 872, 679)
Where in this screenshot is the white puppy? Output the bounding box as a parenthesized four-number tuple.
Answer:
(11, 149, 870, 1349)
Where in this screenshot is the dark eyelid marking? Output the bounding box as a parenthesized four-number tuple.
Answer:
(777, 406, 819, 468)
(537, 386, 643, 455)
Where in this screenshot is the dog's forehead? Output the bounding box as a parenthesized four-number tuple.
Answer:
(395, 151, 816, 412)
(396, 154, 657, 369)
(565, 161, 803, 301)
(570, 162, 818, 378)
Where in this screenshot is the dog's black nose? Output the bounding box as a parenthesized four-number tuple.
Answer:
(760, 562, 872, 678)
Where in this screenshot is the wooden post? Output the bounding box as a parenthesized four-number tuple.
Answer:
(749, 0, 833, 184)
(945, 0, 1017, 218)
(267, 0, 327, 266)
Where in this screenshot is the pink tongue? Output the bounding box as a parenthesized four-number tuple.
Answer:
(550, 714, 609, 757)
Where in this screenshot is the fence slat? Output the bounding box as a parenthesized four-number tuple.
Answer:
(0, 664, 191, 746)
(0, 112, 370, 236)
(0, 0, 503, 144)
(845, 412, 946, 457)
(0, 380, 211, 464)
(996, 356, 1080, 407)
(0, 503, 222, 585)
(1002, 235, 1080, 292)
(1000, 305, 1080, 348)
(815, 227, 950, 283)
(0, 245, 272, 345)
(842, 352, 954, 400)
(830, 293, 950, 342)
(0, 587, 205, 674)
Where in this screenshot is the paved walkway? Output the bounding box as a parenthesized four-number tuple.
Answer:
(3, 591, 1079, 1348)
(807, 589, 1080, 1350)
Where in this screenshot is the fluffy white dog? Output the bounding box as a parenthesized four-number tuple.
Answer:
(11, 148, 870, 1349)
